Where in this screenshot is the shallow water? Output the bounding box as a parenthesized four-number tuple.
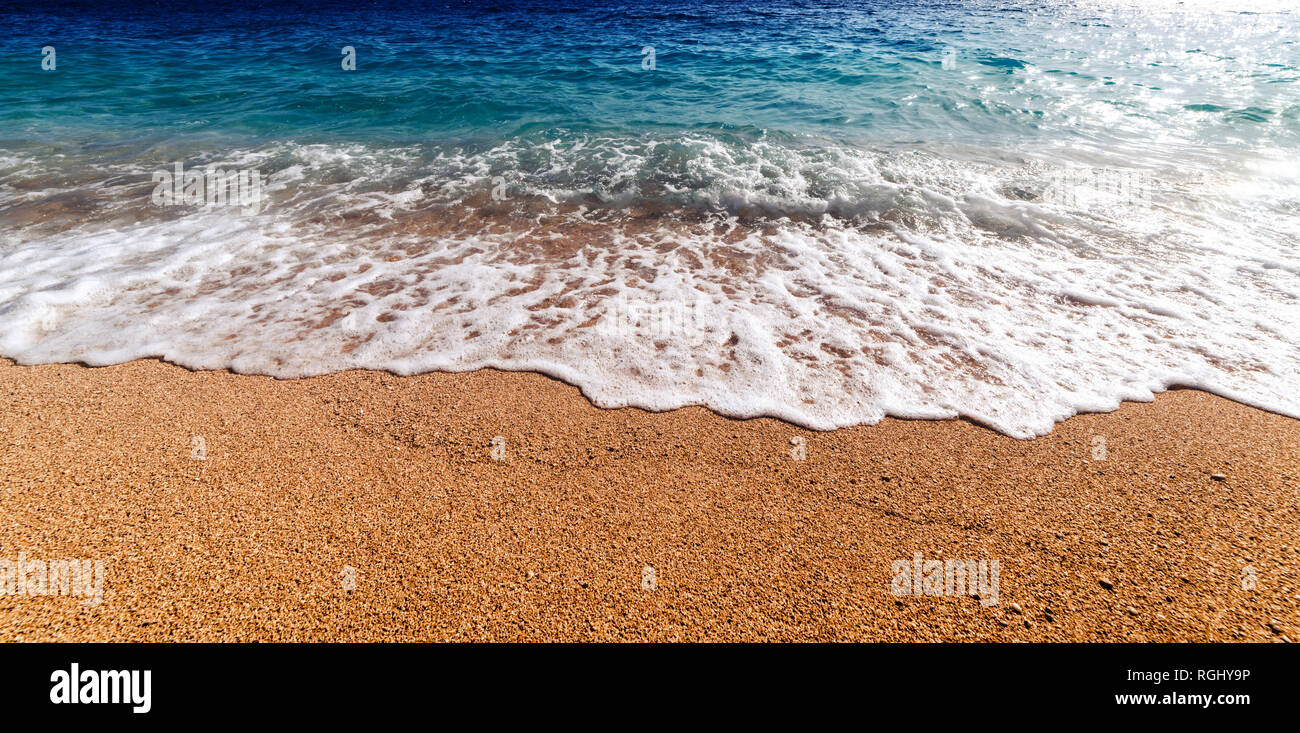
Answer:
(1, 0, 1297, 436)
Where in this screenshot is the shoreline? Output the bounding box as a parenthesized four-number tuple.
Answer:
(13, 356, 1299, 440)
(1, 357, 1297, 641)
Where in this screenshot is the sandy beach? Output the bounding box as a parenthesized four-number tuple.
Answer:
(0, 357, 1296, 642)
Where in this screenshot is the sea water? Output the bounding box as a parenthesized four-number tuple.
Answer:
(0, 0, 1297, 437)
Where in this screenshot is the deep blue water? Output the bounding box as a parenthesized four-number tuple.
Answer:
(4, 0, 1298, 151)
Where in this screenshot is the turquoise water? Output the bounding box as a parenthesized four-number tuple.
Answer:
(5, 1, 1299, 150)
(1, 0, 1298, 436)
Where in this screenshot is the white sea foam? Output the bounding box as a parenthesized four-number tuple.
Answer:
(0, 137, 1296, 437)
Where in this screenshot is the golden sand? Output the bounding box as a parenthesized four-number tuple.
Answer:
(0, 358, 1296, 641)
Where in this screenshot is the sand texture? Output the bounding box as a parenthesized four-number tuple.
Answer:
(1, 358, 1297, 641)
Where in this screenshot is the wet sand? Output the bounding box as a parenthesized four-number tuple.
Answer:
(0, 357, 1296, 641)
